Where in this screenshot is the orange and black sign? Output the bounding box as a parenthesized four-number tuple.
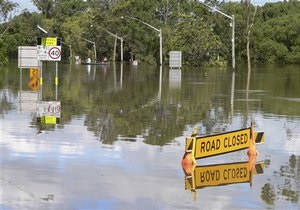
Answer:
(28, 68, 39, 91)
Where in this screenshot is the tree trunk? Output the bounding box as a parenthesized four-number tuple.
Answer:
(246, 4, 257, 92)
(245, 1, 257, 124)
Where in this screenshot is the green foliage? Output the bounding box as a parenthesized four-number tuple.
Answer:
(0, 0, 18, 64)
(0, 11, 41, 62)
(252, 12, 300, 63)
(262, 0, 300, 21)
(60, 12, 94, 59)
(0, 39, 8, 65)
(52, 0, 88, 21)
(0, 0, 17, 22)
(254, 38, 288, 63)
(31, 0, 54, 18)
(168, 15, 224, 66)
(112, 0, 162, 63)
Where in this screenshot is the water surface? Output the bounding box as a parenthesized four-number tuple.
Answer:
(0, 62, 299, 209)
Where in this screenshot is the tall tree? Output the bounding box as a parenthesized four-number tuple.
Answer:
(112, 0, 162, 63)
(31, 0, 54, 18)
(245, 1, 257, 73)
(168, 14, 224, 66)
(252, 1, 300, 63)
(0, 0, 18, 65)
(0, 0, 17, 22)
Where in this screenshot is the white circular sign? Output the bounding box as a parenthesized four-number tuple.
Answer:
(48, 47, 61, 60)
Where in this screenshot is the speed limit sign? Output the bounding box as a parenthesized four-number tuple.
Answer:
(48, 46, 61, 61)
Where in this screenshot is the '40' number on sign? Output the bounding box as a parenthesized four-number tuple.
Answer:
(49, 47, 61, 60)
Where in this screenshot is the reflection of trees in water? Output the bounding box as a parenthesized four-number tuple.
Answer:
(261, 155, 300, 206)
(85, 111, 116, 145)
(0, 89, 14, 114)
(144, 103, 183, 146)
(285, 122, 300, 142)
(202, 104, 232, 135)
(0, 65, 238, 146)
(261, 183, 276, 205)
(277, 154, 300, 203)
(81, 67, 235, 146)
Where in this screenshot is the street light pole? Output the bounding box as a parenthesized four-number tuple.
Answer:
(81, 37, 96, 62)
(104, 30, 123, 62)
(159, 29, 162, 67)
(90, 25, 124, 62)
(121, 16, 162, 65)
(37, 24, 48, 34)
(232, 15, 235, 70)
(120, 37, 123, 62)
(197, 1, 235, 70)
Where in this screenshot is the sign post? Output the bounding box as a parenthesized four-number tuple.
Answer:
(17, 36, 62, 125)
(37, 37, 62, 95)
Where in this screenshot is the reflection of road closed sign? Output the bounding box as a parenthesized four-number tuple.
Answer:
(185, 161, 265, 190)
(37, 101, 61, 117)
(49, 47, 61, 60)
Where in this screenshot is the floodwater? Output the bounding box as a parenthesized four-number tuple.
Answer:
(0, 61, 299, 210)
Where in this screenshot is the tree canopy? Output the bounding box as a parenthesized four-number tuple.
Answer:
(0, 0, 299, 66)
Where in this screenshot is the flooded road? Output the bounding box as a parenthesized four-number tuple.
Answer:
(1, 62, 299, 209)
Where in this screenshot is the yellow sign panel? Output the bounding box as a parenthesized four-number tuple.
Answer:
(28, 68, 39, 91)
(193, 162, 264, 189)
(42, 116, 57, 124)
(194, 162, 250, 188)
(30, 68, 39, 78)
(185, 176, 194, 191)
(41, 37, 58, 46)
(28, 77, 39, 91)
(194, 128, 251, 159)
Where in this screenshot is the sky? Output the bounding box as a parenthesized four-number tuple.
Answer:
(13, 0, 38, 13)
(13, 0, 284, 13)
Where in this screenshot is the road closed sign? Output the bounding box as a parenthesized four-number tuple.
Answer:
(194, 128, 251, 159)
(187, 127, 265, 159)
